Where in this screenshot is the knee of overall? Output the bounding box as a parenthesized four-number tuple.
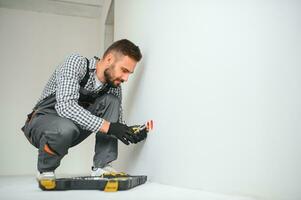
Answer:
(45, 118, 80, 155)
(90, 94, 120, 117)
(103, 94, 120, 108)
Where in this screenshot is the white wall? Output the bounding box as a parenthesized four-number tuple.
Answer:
(0, 7, 103, 175)
(113, 1, 301, 200)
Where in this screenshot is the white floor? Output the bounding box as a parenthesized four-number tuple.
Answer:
(0, 176, 256, 200)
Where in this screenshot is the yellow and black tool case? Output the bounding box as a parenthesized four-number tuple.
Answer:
(38, 175, 147, 192)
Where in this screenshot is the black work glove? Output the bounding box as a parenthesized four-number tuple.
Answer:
(129, 125, 148, 143)
(107, 122, 135, 145)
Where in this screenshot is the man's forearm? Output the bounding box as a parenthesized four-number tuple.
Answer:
(100, 120, 110, 133)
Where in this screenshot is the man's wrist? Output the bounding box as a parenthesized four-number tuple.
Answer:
(100, 120, 110, 134)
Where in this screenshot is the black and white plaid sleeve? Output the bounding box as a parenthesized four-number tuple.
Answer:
(55, 54, 103, 132)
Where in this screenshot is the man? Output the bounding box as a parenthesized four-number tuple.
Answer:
(21, 39, 147, 182)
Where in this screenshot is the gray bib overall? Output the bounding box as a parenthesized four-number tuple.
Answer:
(22, 58, 120, 172)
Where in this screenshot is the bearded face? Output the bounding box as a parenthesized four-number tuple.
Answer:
(102, 54, 137, 88)
(104, 63, 123, 88)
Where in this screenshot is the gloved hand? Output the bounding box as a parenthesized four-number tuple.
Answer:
(107, 122, 135, 145)
(128, 125, 148, 143)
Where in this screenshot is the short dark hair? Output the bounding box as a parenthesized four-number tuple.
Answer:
(103, 39, 142, 62)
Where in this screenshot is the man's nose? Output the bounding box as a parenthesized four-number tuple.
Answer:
(122, 73, 129, 82)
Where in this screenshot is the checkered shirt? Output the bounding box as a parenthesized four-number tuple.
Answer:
(36, 53, 124, 132)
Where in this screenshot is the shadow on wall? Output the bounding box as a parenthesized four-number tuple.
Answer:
(119, 141, 147, 172)
(124, 57, 147, 120)
(120, 58, 149, 171)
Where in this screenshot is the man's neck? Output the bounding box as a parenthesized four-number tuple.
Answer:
(96, 60, 106, 84)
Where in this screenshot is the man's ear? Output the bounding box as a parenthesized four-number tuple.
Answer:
(104, 53, 115, 65)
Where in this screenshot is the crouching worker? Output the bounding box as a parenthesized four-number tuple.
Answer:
(21, 39, 147, 182)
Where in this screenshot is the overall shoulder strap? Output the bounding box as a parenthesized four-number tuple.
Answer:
(80, 58, 90, 87)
